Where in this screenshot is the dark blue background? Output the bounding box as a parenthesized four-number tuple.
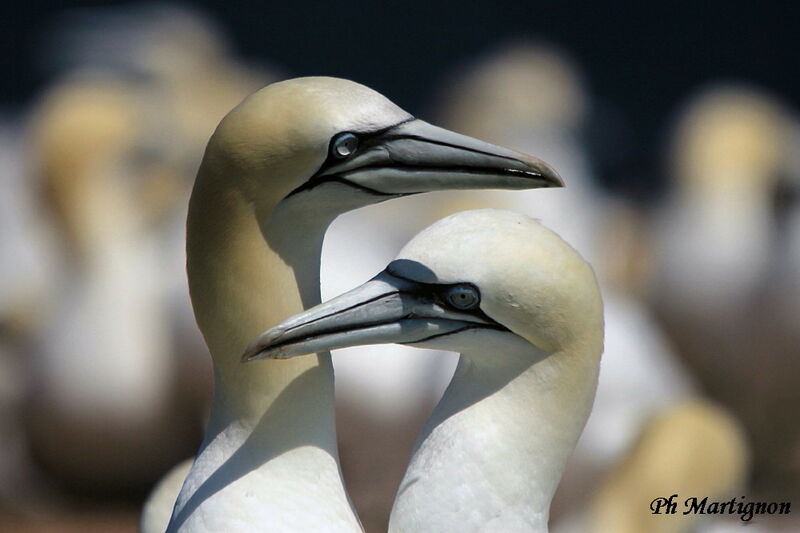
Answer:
(4, 1, 796, 192)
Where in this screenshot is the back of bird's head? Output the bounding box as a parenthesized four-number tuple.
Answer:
(200, 77, 411, 200)
(397, 208, 603, 352)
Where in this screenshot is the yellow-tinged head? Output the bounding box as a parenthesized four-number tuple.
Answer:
(671, 85, 789, 196)
(195, 76, 562, 214)
(394, 209, 603, 354)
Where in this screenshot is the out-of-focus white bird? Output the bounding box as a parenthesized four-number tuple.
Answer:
(28, 5, 280, 496)
(25, 74, 199, 491)
(651, 86, 787, 321)
(40, 3, 276, 179)
(432, 42, 599, 259)
(649, 85, 800, 495)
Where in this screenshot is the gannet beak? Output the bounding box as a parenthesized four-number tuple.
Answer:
(303, 119, 562, 196)
(242, 269, 506, 362)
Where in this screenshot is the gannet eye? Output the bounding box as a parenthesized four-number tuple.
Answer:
(331, 132, 359, 159)
(446, 285, 480, 311)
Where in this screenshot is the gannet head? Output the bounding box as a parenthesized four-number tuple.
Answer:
(243, 209, 603, 361)
(31, 75, 178, 256)
(438, 41, 587, 142)
(670, 85, 789, 197)
(200, 77, 562, 213)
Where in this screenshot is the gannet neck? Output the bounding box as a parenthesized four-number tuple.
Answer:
(186, 164, 333, 416)
(172, 164, 359, 532)
(675, 179, 774, 261)
(389, 335, 600, 533)
(658, 178, 775, 310)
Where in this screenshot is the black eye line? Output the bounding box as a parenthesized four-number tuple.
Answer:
(405, 323, 509, 346)
(385, 268, 485, 313)
(318, 117, 416, 175)
(380, 268, 510, 332)
(283, 117, 416, 200)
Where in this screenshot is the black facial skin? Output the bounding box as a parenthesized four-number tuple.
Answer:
(285, 118, 416, 198)
(384, 266, 500, 326)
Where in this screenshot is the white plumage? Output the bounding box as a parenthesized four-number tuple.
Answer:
(247, 209, 605, 532)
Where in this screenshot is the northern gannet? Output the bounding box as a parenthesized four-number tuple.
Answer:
(649, 85, 798, 494)
(652, 85, 787, 320)
(245, 209, 603, 533)
(155, 78, 560, 532)
(431, 41, 598, 257)
(26, 75, 192, 490)
(25, 65, 267, 496)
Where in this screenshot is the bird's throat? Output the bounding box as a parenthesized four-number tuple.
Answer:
(186, 170, 336, 418)
(390, 343, 599, 533)
(173, 171, 359, 531)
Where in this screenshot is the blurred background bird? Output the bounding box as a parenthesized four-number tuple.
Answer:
(1, 1, 798, 531)
(648, 85, 800, 503)
(25, 71, 191, 495)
